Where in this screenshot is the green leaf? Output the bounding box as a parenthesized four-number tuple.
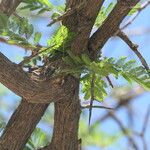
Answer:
(105, 2, 115, 15)
(34, 32, 42, 45)
(51, 12, 61, 20)
(26, 24, 34, 38)
(81, 73, 107, 101)
(80, 56, 150, 103)
(21, 0, 53, 15)
(81, 54, 91, 65)
(39, 0, 53, 8)
(0, 11, 8, 30)
(115, 56, 127, 67)
(129, 3, 141, 15)
(27, 127, 48, 149)
(95, 2, 115, 27)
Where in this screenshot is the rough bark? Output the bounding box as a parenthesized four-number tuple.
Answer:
(0, 0, 142, 150)
(0, 100, 49, 150)
(88, 0, 140, 59)
(0, 1, 50, 150)
(50, 76, 80, 150)
(0, 52, 76, 103)
(0, 0, 103, 103)
(43, 1, 105, 150)
(0, 0, 21, 15)
(63, 0, 104, 55)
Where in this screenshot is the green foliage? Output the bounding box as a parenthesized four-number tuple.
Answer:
(24, 128, 48, 150)
(21, 0, 53, 14)
(0, 11, 9, 30)
(62, 53, 150, 102)
(128, 3, 141, 15)
(0, 121, 6, 133)
(50, 5, 65, 20)
(34, 32, 42, 45)
(79, 121, 120, 148)
(95, 2, 115, 27)
(0, 13, 41, 48)
(81, 56, 150, 101)
(95, 2, 141, 27)
(7, 16, 34, 39)
(81, 74, 107, 101)
(41, 25, 76, 58)
(47, 25, 69, 51)
(20, 0, 65, 25)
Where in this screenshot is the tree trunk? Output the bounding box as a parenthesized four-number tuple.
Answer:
(0, 0, 141, 150)
(50, 76, 81, 150)
(0, 100, 49, 150)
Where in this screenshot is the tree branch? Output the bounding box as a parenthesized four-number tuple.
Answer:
(0, 1, 50, 150)
(118, 31, 149, 71)
(111, 113, 138, 150)
(0, 0, 21, 16)
(121, 0, 150, 30)
(88, 0, 139, 59)
(0, 37, 37, 51)
(37, 1, 105, 149)
(0, 53, 78, 103)
(63, 0, 104, 55)
(91, 86, 144, 127)
(0, 100, 49, 150)
(81, 105, 113, 110)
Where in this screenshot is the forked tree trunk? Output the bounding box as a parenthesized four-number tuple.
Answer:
(36, 76, 81, 150)
(0, 76, 80, 150)
(0, 0, 140, 150)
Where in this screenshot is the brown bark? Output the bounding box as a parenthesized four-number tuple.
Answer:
(0, 53, 76, 103)
(43, 1, 105, 149)
(88, 0, 140, 59)
(0, 0, 142, 150)
(36, 1, 105, 150)
(50, 76, 80, 150)
(0, 100, 49, 150)
(0, 1, 50, 150)
(0, 0, 21, 15)
(63, 0, 104, 55)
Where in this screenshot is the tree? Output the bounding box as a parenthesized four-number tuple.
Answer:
(0, 0, 150, 150)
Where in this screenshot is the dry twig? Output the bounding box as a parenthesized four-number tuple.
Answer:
(118, 30, 149, 71)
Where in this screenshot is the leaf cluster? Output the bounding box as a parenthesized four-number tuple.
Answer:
(24, 128, 48, 150)
(0, 1, 149, 104)
(0, 12, 42, 48)
(62, 53, 150, 102)
(95, 2, 142, 27)
(21, 0, 53, 14)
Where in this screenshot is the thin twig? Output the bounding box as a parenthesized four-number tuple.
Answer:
(47, 8, 75, 26)
(111, 113, 138, 150)
(118, 30, 149, 71)
(89, 73, 95, 126)
(106, 76, 114, 88)
(81, 105, 114, 110)
(121, 0, 150, 30)
(142, 104, 150, 134)
(133, 105, 150, 150)
(47, 1, 86, 26)
(19, 45, 55, 66)
(0, 37, 36, 51)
